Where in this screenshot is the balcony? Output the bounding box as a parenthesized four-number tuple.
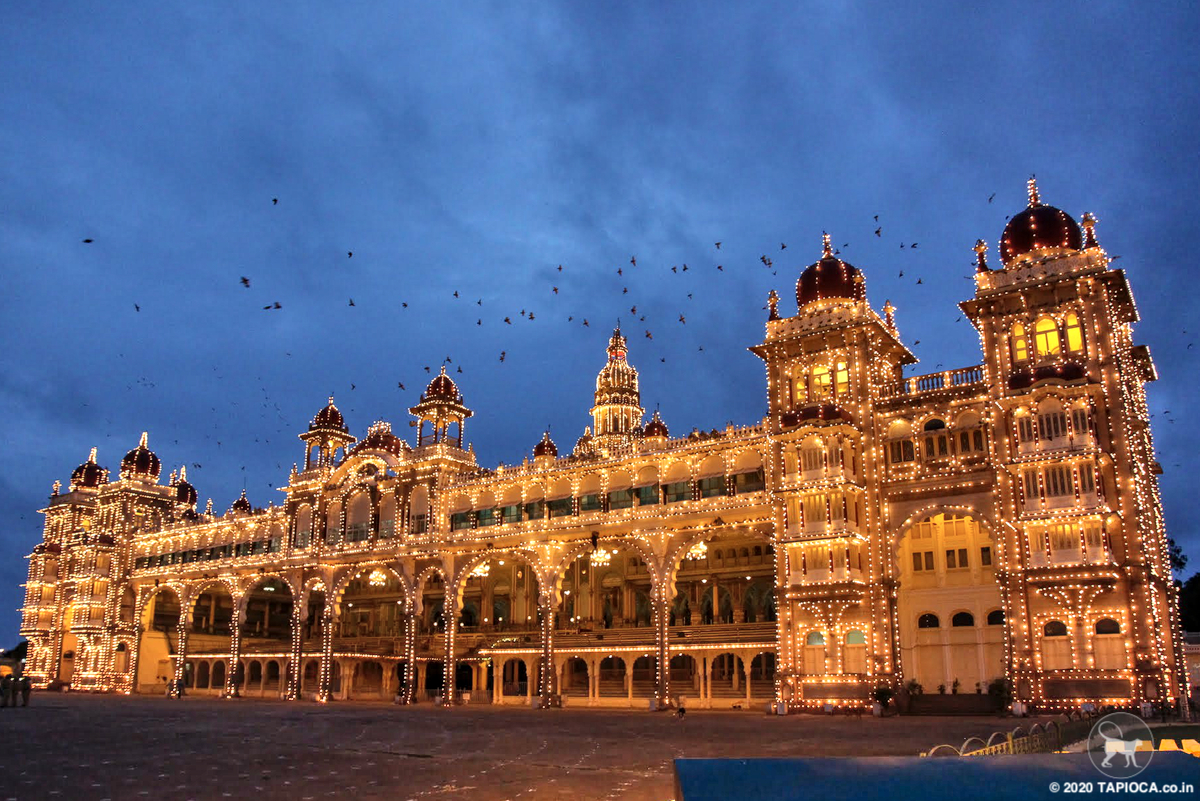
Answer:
(880, 365, 986, 399)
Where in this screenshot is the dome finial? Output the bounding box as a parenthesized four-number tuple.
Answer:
(139, 431, 148, 448)
(88, 446, 97, 464)
(883, 299, 896, 330)
(1082, 212, 1099, 248)
(767, 289, 780, 321)
(328, 394, 335, 405)
(821, 231, 833, 258)
(1027, 175, 1040, 207)
(179, 464, 187, 481)
(974, 239, 990, 272)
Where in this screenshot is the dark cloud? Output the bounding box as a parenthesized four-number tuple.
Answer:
(2, 2, 1199, 643)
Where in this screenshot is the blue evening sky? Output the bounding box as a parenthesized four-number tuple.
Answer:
(2, 2, 1198, 644)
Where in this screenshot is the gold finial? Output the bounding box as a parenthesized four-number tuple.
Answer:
(1027, 175, 1040, 206)
(821, 231, 833, 258)
(205, 498, 213, 515)
(767, 289, 780, 321)
(883, 300, 896, 330)
(179, 465, 187, 481)
(52, 479, 61, 496)
(138, 431, 148, 448)
(1082, 212, 1099, 248)
(974, 239, 989, 272)
(88, 446, 97, 463)
(327, 394, 335, 405)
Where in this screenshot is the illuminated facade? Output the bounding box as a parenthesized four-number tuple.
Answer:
(20, 181, 1188, 712)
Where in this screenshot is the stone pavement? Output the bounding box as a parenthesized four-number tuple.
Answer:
(0, 694, 1054, 800)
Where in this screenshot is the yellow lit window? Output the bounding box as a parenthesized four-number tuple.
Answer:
(1064, 313, 1084, 354)
(1011, 323, 1029, 362)
(835, 361, 849, 396)
(810, 366, 832, 401)
(1034, 317, 1061, 358)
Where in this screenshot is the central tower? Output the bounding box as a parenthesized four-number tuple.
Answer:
(590, 327, 643, 454)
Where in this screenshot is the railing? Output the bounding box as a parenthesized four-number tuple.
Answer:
(881, 365, 986, 399)
(922, 709, 1100, 757)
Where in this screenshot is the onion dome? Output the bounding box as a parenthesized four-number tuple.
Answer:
(120, 432, 161, 481)
(70, 447, 109, 490)
(310, 396, 348, 432)
(573, 427, 594, 453)
(424, 366, 463, 403)
(796, 233, 866, 310)
(174, 465, 198, 507)
(643, 410, 669, 439)
(350, 420, 410, 456)
(999, 178, 1083, 265)
(533, 430, 558, 458)
(230, 489, 252, 514)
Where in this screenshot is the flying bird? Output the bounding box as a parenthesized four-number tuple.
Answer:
(349, 298, 355, 306)
(988, 193, 996, 203)
(678, 314, 686, 324)
(272, 198, 278, 205)
(82, 238, 94, 244)
(504, 317, 512, 324)
(134, 304, 140, 312)
(553, 287, 559, 294)
(630, 256, 636, 266)
(424, 366, 431, 373)
(240, 276, 250, 288)
(398, 382, 406, 390)
(453, 291, 459, 298)
(617, 267, 623, 276)
(348, 251, 353, 258)
(557, 265, 563, 272)
(645, 330, 653, 339)
(583, 319, 590, 327)
(780, 243, 787, 250)
(671, 266, 678, 273)
(499, 351, 506, 362)
(875, 227, 881, 237)
(402, 302, 409, 308)
(715, 241, 721, 249)
(717, 265, 723, 271)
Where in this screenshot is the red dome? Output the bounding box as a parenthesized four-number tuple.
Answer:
(796, 234, 866, 310)
(643, 410, 669, 439)
(231, 490, 252, 514)
(533, 431, 558, 458)
(70, 447, 108, 489)
(350, 421, 410, 456)
(311, 396, 347, 431)
(423, 368, 463, 403)
(120, 433, 161, 481)
(175, 478, 198, 507)
(999, 179, 1082, 265)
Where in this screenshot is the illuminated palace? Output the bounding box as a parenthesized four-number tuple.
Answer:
(20, 180, 1188, 712)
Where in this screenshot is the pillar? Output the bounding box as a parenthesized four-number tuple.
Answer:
(703, 656, 712, 709)
(173, 606, 189, 695)
(228, 598, 245, 697)
(537, 591, 558, 706)
(400, 611, 417, 704)
(525, 658, 534, 702)
(441, 592, 460, 706)
(317, 607, 335, 702)
(626, 659, 634, 706)
(287, 605, 303, 700)
(652, 591, 670, 708)
(746, 654, 753, 704)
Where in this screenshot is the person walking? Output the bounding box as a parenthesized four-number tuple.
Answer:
(0, 675, 12, 708)
(18, 677, 31, 707)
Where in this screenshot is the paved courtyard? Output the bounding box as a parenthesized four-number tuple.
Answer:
(0, 694, 1056, 800)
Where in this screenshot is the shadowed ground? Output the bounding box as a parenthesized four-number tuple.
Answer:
(0, 694, 1057, 800)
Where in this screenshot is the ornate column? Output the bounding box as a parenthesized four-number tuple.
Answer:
(537, 589, 558, 707)
(399, 605, 418, 704)
(173, 604, 190, 695)
(287, 603, 304, 700)
(441, 590, 460, 706)
(651, 584, 671, 708)
(228, 596, 245, 697)
(317, 606, 336, 702)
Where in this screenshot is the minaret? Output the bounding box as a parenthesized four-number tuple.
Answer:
(590, 327, 643, 454)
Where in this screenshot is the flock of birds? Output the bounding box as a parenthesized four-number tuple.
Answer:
(65, 189, 1188, 507)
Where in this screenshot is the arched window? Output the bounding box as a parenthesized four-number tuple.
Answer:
(887, 420, 915, 464)
(806, 631, 825, 645)
(810, 366, 832, 402)
(834, 361, 849, 397)
(917, 613, 940, 629)
(923, 419, 949, 459)
(1043, 620, 1068, 637)
(986, 609, 1005, 626)
(1064, 313, 1084, 354)
(346, 492, 372, 542)
(1034, 317, 1061, 358)
(803, 631, 826, 675)
(951, 612, 975, 627)
(1093, 618, 1124, 669)
(1041, 620, 1071, 670)
(843, 629, 867, 673)
(1011, 323, 1029, 363)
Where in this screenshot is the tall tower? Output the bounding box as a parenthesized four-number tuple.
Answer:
(590, 327, 643, 454)
(751, 232, 915, 704)
(961, 178, 1186, 709)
